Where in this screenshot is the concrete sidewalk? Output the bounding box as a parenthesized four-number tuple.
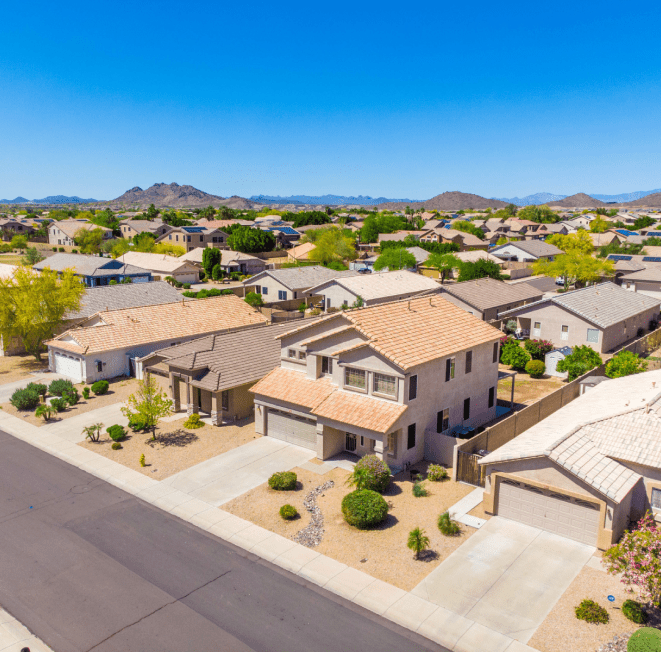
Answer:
(0, 606, 51, 651)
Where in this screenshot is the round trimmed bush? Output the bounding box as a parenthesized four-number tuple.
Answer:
(627, 627, 661, 651)
(50, 397, 68, 412)
(341, 489, 388, 529)
(279, 504, 298, 520)
(268, 471, 297, 491)
(574, 599, 609, 624)
(183, 413, 204, 429)
(82, 387, 90, 399)
(91, 380, 109, 395)
(10, 388, 40, 410)
(353, 455, 391, 493)
(63, 389, 79, 405)
(427, 464, 448, 482)
(111, 442, 122, 451)
(525, 359, 546, 378)
(26, 382, 47, 397)
(106, 425, 126, 441)
(622, 599, 648, 624)
(49, 379, 74, 397)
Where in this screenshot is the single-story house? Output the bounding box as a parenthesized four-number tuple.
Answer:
(33, 253, 152, 287)
(117, 252, 200, 284)
(304, 270, 441, 311)
(620, 266, 661, 299)
(377, 231, 425, 244)
(119, 219, 172, 239)
(46, 295, 268, 383)
(48, 220, 113, 247)
(499, 282, 661, 353)
(480, 370, 661, 548)
(590, 232, 623, 248)
(244, 266, 358, 303)
(440, 278, 543, 321)
(179, 247, 266, 275)
(489, 240, 563, 262)
(419, 228, 488, 251)
(138, 321, 318, 425)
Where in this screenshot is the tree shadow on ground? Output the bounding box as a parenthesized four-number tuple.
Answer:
(417, 549, 440, 563)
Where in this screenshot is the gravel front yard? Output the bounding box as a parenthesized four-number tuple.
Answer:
(0, 355, 47, 384)
(223, 461, 478, 591)
(528, 564, 660, 652)
(78, 417, 260, 480)
(2, 376, 139, 427)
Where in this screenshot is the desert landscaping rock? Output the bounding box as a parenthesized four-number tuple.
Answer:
(293, 480, 334, 548)
(596, 633, 632, 652)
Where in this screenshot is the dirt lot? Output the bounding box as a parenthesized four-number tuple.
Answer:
(223, 461, 478, 591)
(3, 376, 138, 426)
(498, 366, 565, 406)
(0, 355, 47, 384)
(79, 417, 260, 480)
(528, 565, 660, 652)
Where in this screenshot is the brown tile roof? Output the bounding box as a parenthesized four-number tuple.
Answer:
(48, 295, 268, 355)
(312, 391, 407, 433)
(440, 277, 543, 311)
(280, 296, 502, 371)
(250, 367, 334, 409)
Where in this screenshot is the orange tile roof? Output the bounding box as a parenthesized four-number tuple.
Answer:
(280, 296, 502, 370)
(48, 295, 267, 355)
(249, 367, 335, 409)
(312, 391, 407, 434)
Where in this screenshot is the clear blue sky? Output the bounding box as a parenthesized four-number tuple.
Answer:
(2, 0, 660, 201)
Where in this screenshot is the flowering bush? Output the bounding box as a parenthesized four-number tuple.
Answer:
(524, 339, 554, 361)
(350, 455, 391, 493)
(427, 464, 448, 482)
(602, 512, 661, 606)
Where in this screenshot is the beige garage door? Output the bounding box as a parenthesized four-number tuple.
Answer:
(497, 480, 600, 546)
(267, 409, 317, 450)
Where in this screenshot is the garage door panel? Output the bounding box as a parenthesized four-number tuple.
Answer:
(267, 409, 317, 451)
(53, 353, 82, 383)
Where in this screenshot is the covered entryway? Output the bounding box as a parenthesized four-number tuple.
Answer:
(52, 352, 83, 383)
(497, 479, 600, 546)
(266, 408, 317, 450)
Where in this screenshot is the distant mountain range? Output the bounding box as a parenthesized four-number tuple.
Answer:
(250, 194, 423, 206)
(495, 188, 661, 206)
(110, 183, 258, 209)
(0, 195, 97, 204)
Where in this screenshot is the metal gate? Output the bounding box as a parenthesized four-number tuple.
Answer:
(456, 451, 486, 487)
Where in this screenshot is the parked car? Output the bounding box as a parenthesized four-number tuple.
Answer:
(357, 268, 372, 274)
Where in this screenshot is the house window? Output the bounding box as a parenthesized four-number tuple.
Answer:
(261, 286, 268, 295)
(298, 351, 306, 361)
(345, 367, 366, 389)
(408, 375, 417, 400)
(561, 325, 569, 341)
(437, 408, 449, 433)
(463, 397, 471, 421)
(373, 373, 396, 397)
(407, 423, 416, 449)
(95, 360, 102, 372)
(278, 290, 287, 300)
(221, 390, 229, 410)
(465, 350, 472, 374)
(587, 328, 599, 343)
(445, 357, 455, 382)
(387, 431, 398, 457)
(488, 387, 495, 408)
(652, 488, 661, 511)
(533, 321, 541, 336)
(493, 342, 498, 363)
(288, 349, 297, 358)
(321, 356, 333, 375)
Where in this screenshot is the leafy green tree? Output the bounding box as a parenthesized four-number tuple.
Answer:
(451, 220, 485, 240)
(11, 234, 28, 250)
(505, 203, 518, 216)
(407, 527, 430, 560)
(547, 230, 594, 255)
(425, 252, 460, 283)
(597, 240, 643, 259)
(500, 341, 531, 370)
(198, 205, 216, 220)
(289, 211, 331, 228)
(517, 204, 559, 224)
(202, 248, 221, 277)
(145, 203, 159, 220)
(21, 247, 44, 265)
(74, 227, 105, 254)
(556, 345, 602, 380)
(532, 253, 614, 291)
(0, 266, 84, 360)
(373, 248, 417, 271)
(632, 215, 655, 230)
(244, 291, 264, 307)
(122, 373, 173, 441)
(605, 350, 648, 378)
(589, 217, 610, 233)
(308, 227, 356, 266)
(90, 209, 120, 235)
(227, 226, 276, 253)
(457, 259, 504, 282)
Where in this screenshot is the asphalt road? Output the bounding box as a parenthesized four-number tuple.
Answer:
(0, 430, 447, 652)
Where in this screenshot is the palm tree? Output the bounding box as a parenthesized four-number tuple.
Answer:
(345, 467, 371, 491)
(407, 527, 430, 560)
(83, 422, 104, 442)
(35, 404, 54, 422)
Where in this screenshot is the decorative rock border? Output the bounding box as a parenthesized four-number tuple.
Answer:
(293, 480, 334, 548)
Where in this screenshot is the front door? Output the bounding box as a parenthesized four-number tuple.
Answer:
(345, 433, 357, 452)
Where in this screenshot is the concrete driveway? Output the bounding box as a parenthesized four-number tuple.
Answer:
(161, 437, 316, 505)
(412, 517, 594, 643)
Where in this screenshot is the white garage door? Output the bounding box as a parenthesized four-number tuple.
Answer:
(53, 352, 83, 383)
(267, 409, 317, 450)
(497, 480, 600, 546)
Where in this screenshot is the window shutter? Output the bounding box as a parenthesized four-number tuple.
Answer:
(463, 398, 470, 421)
(466, 351, 472, 374)
(488, 387, 495, 408)
(436, 411, 443, 433)
(407, 424, 416, 449)
(493, 342, 498, 363)
(445, 359, 451, 382)
(409, 375, 417, 400)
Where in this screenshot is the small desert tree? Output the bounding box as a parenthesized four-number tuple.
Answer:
(407, 527, 430, 560)
(605, 350, 648, 379)
(122, 373, 173, 441)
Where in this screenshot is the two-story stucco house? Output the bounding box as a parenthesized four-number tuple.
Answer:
(250, 296, 503, 468)
(155, 226, 229, 252)
(48, 220, 113, 247)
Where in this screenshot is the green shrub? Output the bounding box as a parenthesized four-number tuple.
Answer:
(52, 246, 57, 251)
(183, 413, 204, 429)
(111, 442, 122, 451)
(268, 471, 297, 491)
(427, 464, 448, 481)
(128, 413, 149, 431)
(109, 280, 117, 285)
(351, 455, 391, 493)
(49, 379, 74, 396)
(139, 453, 146, 467)
(10, 388, 41, 410)
(627, 627, 661, 651)
(574, 599, 609, 624)
(221, 289, 234, 295)
(50, 397, 68, 412)
(35, 404, 54, 421)
(412, 482, 428, 497)
(58, 246, 65, 252)
(106, 425, 126, 441)
(245, 291, 264, 307)
(82, 387, 90, 399)
(438, 511, 460, 536)
(212, 264, 221, 281)
(72, 249, 78, 254)
(63, 389, 79, 405)
(341, 489, 389, 529)
(91, 380, 109, 395)
(501, 341, 531, 371)
(525, 359, 546, 378)
(279, 504, 298, 520)
(622, 599, 648, 624)
(183, 283, 191, 289)
(26, 382, 47, 397)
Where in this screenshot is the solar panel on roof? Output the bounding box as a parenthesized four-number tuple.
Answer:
(182, 226, 204, 233)
(643, 257, 661, 262)
(615, 229, 637, 236)
(607, 255, 633, 261)
(644, 232, 661, 237)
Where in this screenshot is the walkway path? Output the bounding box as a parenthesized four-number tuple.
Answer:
(0, 605, 51, 652)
